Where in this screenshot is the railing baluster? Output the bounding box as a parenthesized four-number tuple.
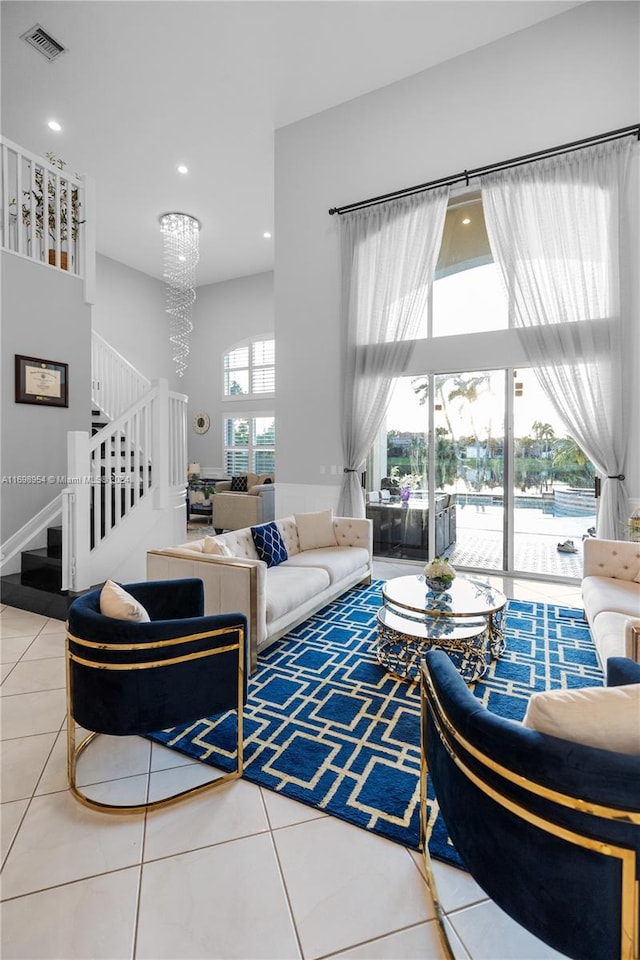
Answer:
(1, 135, 92, 284)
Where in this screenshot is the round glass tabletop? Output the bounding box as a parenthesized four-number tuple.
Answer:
(381, 574, 506, 619)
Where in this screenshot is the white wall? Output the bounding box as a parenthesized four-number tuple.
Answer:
(275, 1, 640, 516)
(184, 271, 274, 474)
(1, 254, 92, 539)
(92, 254, 182, 388)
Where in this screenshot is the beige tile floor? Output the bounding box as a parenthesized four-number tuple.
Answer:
(1, 563, 582, 960)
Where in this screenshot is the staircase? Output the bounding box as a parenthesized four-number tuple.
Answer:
(1, 526, 71, 618)
(1, 334, 188, 615)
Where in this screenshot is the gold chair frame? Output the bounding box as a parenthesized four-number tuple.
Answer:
(66, 622, 245, 814)
(420, 663, 640, 960)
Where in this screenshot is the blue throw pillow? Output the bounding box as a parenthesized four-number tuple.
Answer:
(251, 522, 288, 567)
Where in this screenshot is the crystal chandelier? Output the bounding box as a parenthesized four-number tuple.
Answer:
(159, 212, 200, 377)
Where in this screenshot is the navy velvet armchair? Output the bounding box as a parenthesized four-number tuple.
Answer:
(420, 650, 640, 960)
(66, 578, 247, 813)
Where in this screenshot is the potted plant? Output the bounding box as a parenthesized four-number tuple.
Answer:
(10, 152, 84, 270)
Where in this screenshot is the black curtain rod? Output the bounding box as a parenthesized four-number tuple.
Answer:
(328, 123, 640, 216)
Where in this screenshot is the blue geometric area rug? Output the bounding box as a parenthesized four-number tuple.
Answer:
(147, 580, 602, 870)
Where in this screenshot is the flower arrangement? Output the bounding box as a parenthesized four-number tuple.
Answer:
(423, 556, 456, 593)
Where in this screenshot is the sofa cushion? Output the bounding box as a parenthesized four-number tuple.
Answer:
(265, 565, 331, 623)
(251, 521, 288, 567)
(203, 536, 234, 557)
(582, 574, 640, 624)
(295, 510, 338, 550)
(174, 540, 204, 552)
(284, 546, 370, 584)
(523, 682, 640, 755)
(99, 580, 150, 623)
(278, 517, 301, 557)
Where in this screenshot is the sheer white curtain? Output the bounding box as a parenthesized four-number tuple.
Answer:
(482, 140, 633, 539)
(337, 189, 449, 517)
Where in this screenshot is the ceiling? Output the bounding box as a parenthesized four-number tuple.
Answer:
(1, 0, 581, 286)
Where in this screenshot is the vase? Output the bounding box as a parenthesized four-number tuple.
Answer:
(401, 485, 410, 502)
(423, 556, 456, 593)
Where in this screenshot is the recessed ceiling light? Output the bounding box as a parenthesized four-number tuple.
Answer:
(48, 119, 62, 132)
(177, 164, 188, 175)
(462, 217, 471, 225)
(263, 231, 272, 239)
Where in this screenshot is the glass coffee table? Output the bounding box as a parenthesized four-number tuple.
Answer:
(377, 575, 507, 683)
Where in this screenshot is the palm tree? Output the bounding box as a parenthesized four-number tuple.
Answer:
(447, 375, 490, 490)
(531, 421, 555, 458)
(553, 436, 595, 488)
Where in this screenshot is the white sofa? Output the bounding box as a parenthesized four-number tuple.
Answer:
(582, 538, 640, 669)
(147, 512, 373, 672)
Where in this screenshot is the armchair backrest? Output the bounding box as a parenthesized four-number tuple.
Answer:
(213, 484, 275, 530)
(421, 650, 640, 960)
(67, 578, 247, 736)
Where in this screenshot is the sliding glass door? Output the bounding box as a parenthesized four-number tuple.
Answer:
(368, 367, 594, 580)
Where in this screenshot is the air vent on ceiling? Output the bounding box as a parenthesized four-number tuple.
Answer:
(20, 24, 65, 61)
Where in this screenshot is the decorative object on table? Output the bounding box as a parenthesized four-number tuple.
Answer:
(187, 462, 201, 480)
(423, 556, 456, 592)
(10, 151, 84, 270)
(15, 354, 68, 407)
(401, 485, 411, 502)
(159, 212, 200, 378)
(192, 413, 209, 435)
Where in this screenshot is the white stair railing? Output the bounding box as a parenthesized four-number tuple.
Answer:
(91, 331, 151, 421)
(0, 135, 96, 303)
(66, 380, 187, 592)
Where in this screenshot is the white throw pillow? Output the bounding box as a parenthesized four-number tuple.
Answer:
(522, 683, 640, 755)
(99, 580, 150, 622)
(203, 536, 233, 557)
(295, 509, 338, 551)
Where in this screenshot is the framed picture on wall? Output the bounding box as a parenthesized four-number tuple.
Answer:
(15, 354, 69, 407)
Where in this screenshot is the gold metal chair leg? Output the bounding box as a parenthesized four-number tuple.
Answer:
(420, 679, 456, 960)
(66, 719, 243, 815)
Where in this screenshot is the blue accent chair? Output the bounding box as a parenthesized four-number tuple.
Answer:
(420, 650, 640, 960)
(66, 578, 247, 813)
